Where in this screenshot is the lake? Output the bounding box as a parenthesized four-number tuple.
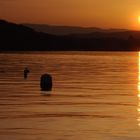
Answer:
(0, 51, 139, 140)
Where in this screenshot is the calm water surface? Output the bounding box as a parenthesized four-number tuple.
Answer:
(0, 51, 140, 140)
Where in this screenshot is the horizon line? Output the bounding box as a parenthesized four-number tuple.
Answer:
(1, 18, 140, 31)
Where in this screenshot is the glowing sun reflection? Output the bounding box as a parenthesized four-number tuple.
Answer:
(137, 52, 140, 126)
(138, 52, 140, 95)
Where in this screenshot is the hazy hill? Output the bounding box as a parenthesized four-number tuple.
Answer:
(0, 19, 140, 51)
(0, 19, 57, 50)
(24, 24, 128, 36)
(24, 23, 140, 40)
(67, 31, 140, 39)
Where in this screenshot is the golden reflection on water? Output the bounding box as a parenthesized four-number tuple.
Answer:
(138, 52, 140, 96)
(137, 52, 140, 126)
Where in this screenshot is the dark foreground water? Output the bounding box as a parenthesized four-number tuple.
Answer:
(0, 51, 140, 140)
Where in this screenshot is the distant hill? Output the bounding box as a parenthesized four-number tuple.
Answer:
(24, 23, 140, 40)
(1, 19, 140, 51)
(67, 31, 140, 39)
(0, 19, 57, 51)
(24, 23, 128, 36)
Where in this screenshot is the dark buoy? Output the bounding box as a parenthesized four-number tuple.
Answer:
(24, 67, 30, 79)
(40, 74, 52, 91)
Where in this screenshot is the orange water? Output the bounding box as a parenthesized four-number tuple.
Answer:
(0, 52, 139, 140)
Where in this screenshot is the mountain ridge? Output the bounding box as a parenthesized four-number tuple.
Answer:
(0, 19, 140, 51)
(24, 23, 129, 36)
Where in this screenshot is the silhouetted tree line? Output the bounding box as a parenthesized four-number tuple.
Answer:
(0, 19, 140, 51)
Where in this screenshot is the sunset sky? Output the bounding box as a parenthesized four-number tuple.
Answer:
(1, 0, 140, 30)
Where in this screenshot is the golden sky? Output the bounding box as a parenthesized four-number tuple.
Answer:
(0, 0, 140, 29)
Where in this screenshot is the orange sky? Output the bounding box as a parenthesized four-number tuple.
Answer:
(0, 0, 140, 30)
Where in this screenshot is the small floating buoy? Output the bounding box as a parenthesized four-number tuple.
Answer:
(40, 74, 52, 91)
(24, 67, 30, 79)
